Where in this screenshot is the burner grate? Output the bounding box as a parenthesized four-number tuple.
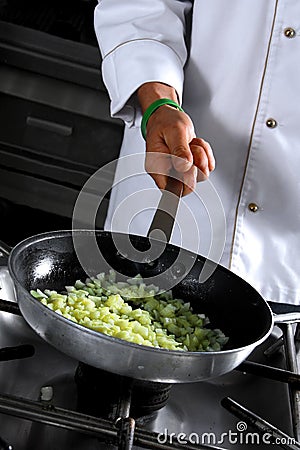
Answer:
(0, 344, 34, 361)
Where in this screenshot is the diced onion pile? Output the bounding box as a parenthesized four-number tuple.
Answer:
(30, 271, 228, 352)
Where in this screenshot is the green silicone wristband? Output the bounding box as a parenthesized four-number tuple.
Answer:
(141, 98, 184, 140)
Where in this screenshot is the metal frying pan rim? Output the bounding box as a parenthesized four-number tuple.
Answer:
(8, 229, 274, 357)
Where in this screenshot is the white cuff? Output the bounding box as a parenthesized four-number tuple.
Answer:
(101, 39, 185, 126)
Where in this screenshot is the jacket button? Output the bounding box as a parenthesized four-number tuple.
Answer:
(248, 203, 259, 213)
(266, 118, 277, 128)
(284, 27, 296, 38)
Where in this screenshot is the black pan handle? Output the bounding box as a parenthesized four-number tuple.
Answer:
(0, 299, 21, 316)
(147, 171, 183, 242)
(0, 240, 12, 258)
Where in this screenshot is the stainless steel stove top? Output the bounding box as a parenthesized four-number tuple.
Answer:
(0, 266, 296, 449)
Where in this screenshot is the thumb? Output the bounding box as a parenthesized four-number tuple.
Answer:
(167, 139, 194, 173)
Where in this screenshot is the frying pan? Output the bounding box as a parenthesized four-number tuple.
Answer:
(0, 178, 293, 383)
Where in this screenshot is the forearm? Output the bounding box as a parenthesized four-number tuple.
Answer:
(94, 1, 192, 122)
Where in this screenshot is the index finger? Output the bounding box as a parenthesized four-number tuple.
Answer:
(190, 137, 215, 172)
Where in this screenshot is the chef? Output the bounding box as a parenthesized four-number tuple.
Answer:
(94, 0, 300, 307)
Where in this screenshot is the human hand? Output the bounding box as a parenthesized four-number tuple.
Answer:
(144, 104, 215, 196)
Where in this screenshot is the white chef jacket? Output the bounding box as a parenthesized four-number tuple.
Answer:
(94, 0, 300, 305)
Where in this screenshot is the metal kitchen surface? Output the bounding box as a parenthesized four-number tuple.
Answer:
(0, 266, 298, 450)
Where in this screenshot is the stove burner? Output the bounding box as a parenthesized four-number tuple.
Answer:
(75, 363, 172, 422)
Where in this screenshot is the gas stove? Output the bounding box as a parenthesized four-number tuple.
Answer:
(0, 264, 299, 450)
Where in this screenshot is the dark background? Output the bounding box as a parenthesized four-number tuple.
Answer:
(0, 0, 124, 246)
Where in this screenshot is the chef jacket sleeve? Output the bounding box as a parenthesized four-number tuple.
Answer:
(94, 0, 192, 125)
